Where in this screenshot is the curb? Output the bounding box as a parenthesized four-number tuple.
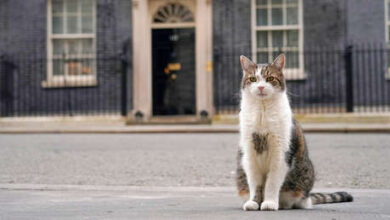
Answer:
(1, 125, 390, 133)
(1, 184, 390, 194)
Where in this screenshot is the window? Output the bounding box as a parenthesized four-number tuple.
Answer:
(252, 0, 304, 79)
(151, 2, 196, 29)
(44, 0, 96, 88)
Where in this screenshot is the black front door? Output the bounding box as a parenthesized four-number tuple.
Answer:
(152, 28, 196, 116)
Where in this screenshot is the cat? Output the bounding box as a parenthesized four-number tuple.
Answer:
(236, 54, 353, 211)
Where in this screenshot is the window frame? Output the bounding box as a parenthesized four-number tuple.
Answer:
(385, 0, 390, 79)
(43, 0, 97, 88)
(251, 0, 305, 80)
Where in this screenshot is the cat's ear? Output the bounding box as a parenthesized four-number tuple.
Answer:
(272, 54, 285, 70)
(240, 55, 257, 75)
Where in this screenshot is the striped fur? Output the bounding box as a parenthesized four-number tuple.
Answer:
(310, 192, 353, 205)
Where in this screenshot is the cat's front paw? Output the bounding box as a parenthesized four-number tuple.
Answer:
(260, 200, 278, 211)
(243, 200, 259, 211)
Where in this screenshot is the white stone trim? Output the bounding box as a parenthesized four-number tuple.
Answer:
(45, 0, 97, 87)
(131, 0, 213, 121)
(251, 0, 305, 80)
(132, 0, 152, 119)
(385, 0, 390, 79)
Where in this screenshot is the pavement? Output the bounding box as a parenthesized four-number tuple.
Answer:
(1, 133, 390, 219)
(1, 185, 390, 220)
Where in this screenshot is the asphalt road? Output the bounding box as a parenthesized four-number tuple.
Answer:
(1, 133, 390, 219)
(0, 133, 389, 188)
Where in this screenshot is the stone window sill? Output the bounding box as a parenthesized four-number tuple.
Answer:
(41, 78, 97, 88)
(284, 68, 306, 80)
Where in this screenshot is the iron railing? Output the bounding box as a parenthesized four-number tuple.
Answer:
(213, 44, 390, 114)
(0, 54, 128, 117)
(1, 44, 390, 117)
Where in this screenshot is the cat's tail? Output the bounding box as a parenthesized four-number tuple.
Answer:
(310, 192, 353, 205)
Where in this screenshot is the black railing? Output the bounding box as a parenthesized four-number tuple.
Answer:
(1, 44, 390, 117)
(0, 54, 128, 117)
(214, 44, 390, 114)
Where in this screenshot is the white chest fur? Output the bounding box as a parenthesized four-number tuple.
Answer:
(240, 92, 292, 138)
(239, 92, 293, 170)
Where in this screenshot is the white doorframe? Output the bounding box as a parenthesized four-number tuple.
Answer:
(131, 0, 213, 122)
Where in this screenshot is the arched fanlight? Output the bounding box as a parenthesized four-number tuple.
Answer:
(153, 3, 194, 23)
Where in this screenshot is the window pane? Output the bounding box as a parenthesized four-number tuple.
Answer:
(272, 31, 283, 48)
(388, 27, 390, 42)
(388, 3, 390, 22)
(257, 52, 269, 64)
(257, 31, 268, 48)
(387, 48, 390, 67)
(81, 60, 93, 75)
(81, 0, 93, 13)
(66, 0, 78, 13)
(53, 40, 65, 55)
(271, 8, 283, 25)
(271, 0, 282, 5)
(286, 0, 298, 4)
(81, 39, 93, 54)
(66, 16, 78, 33)
(68, 61, 82, 75)
(286, 30, 298, 47)
(52, 16, 63, 34)
(286, 51, 299, 68)
(286, 7, 298, 25)
(256, 0, 267, 6)
(52, 0, 63, 14)
(53, 60, 64, 76)
(68, 40, 80, 55)
(256, 9, 268, 26)
(272, 52, 281, 61)
(82, 15, 93, 33)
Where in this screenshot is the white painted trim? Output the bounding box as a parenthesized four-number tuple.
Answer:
(386, 0, 389, 43)
(151, 22, 196, 29)
(51, 34, 95, 39)
(41, 77, 97, 88)
(251, 0, 257, 62)
(46, 0, 97, 86)
(255, 25, 301, 31)
(251, 0, 305, 80)
(132, 0, 152, 119)
(196, 0, 214, 116)
(47, 0, 52, 84)
(131, 0, 213, 121)
(298, 0, 304, 79)
(385, 0, 390, 79)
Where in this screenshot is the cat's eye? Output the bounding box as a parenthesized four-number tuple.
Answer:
(249, 76, 257, 82)
(266, 76, 274, 82)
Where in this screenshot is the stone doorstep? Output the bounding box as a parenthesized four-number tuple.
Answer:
(213, 113, 390, 124)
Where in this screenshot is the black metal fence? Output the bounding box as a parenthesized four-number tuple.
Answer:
(0, 54, 128, 117)
(214, 44, 390, 114)
(1, 44, 390, 117)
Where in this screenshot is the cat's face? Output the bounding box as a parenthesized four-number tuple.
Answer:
(240, 54, 286, 100)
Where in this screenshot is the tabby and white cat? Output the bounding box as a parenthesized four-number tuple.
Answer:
(236, 54, 353, 211)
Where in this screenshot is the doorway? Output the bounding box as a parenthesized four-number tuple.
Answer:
(152, 28, 196, 115)
(132, 0, 213, 121)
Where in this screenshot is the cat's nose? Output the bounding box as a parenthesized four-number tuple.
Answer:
(258, 86, 265, 92)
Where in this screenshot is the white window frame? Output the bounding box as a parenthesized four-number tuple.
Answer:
(251, 0, 304, 79)
(43, 0, 97, 88)
(385, 0, 390, 79)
